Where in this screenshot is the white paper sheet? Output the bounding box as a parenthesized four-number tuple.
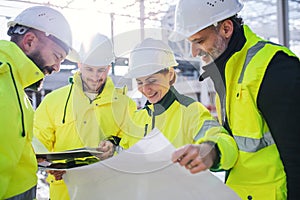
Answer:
(64, 128, 241, 200)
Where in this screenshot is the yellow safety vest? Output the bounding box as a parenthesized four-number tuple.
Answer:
(216, 25, 297, 200)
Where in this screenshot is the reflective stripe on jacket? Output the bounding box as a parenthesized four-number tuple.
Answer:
(218, 25, 297, 200)
(0, 40, 44, 199)
(34, 72, 136, 200)
(120, 86, 238, 171)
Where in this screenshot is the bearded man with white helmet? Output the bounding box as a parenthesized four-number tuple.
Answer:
(0, 6, 74, 200)
(33, 33, 136, 200)
(170, 0, 300, 199)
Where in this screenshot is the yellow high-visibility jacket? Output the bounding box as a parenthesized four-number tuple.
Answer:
(120, 86, 238, 171)
(34, 72, 136, 200)
(0, 40, 44, 199)
(216, 25, 298, 200)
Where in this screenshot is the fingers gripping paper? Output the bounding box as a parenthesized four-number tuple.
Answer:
(64, 128, 241, 200)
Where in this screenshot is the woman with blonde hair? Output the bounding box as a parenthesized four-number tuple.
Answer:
(120, 38, 238, 174)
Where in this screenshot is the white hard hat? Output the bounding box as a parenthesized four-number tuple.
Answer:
(7, 6, 77, 61)
(125, 38, 178, 78)
(169, 0, 243, 42)
(79, 33, 115, 66)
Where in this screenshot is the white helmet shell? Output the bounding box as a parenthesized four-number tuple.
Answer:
(79, 33, 115, 66)
(7, 6, 77, 61)
(169, 0, 243, 41)
(126, 38, 178, 78)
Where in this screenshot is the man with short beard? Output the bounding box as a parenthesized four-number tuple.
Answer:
(0, 6, 74, 200)
(170, 0, 300, 199)
(33, 33, 136, 200)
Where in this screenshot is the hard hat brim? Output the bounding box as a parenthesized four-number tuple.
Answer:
(124, 64, 167, 79)
(124, 63, 178, 79)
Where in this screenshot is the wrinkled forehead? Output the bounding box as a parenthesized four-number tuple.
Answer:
(188, 25, 216, 42)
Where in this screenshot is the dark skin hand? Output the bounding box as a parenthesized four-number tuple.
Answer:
(47, 170, 66, 180)
(37, 157, 66, 181)
(46, 141, 115, 181)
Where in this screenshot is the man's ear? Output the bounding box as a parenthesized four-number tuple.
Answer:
(220, 19, 234, 39)
(104, 65, 112, 75)
(21, 32, 38, 53)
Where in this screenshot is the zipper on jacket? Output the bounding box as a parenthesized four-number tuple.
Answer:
(151, 111, 155, 130)
(7, 62, 25, 137)
(144, 124, 148, 136)
(62, 82, 74, 124)
(145, 106, 156, 133)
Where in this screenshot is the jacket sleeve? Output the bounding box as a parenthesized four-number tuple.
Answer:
(257, 51, 300, 198)
(188, 102, 238, 171)
(33, 95, 56, 151)
(114, 94, 137, 140)
(108, 96, 137, 147)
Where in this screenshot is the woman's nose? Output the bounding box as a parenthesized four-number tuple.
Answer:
(140, 83, 151, 94)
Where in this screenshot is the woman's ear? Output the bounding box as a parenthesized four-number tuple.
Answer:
(169, 67, 174, 77)
(168, 67, 176, 85)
